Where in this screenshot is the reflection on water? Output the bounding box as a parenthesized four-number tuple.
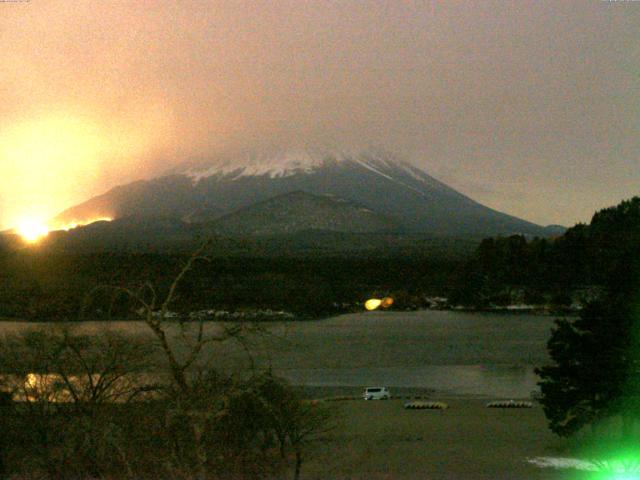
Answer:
(279, 365, 539, 398)
(2, 372, 157, 403)
(3, 366, 536, 401)
(0, 310, 556, 398)
(1, 372, 93, 403)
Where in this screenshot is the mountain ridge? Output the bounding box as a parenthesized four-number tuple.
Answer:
(56, 150, 556, 238)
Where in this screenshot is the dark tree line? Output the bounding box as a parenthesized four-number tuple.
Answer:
(449, 197, 640, 307)
(0, 250, 463, 321)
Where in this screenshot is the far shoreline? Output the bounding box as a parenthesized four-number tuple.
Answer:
(0, 306, 577, 324)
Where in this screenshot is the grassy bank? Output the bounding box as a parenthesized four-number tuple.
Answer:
(304, 398, 570, 480)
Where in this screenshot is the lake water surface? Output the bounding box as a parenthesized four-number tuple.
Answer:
(0, 310, 559, 398)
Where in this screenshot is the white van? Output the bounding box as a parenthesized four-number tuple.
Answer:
(363, 386, 391, 400)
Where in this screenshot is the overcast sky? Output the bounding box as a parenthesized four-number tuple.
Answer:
(0, 0, 638, 229)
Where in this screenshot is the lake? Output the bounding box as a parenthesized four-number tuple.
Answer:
(0, 310, 560, 398)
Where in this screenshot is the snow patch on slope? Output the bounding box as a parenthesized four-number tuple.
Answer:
(178, 148, 456, 199)
(184, 150, 333, 182)
(353, 158, 395, 181)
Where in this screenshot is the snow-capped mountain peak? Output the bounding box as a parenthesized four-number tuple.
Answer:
(180, 149, 419, 184)
(182, 150, 332, 182)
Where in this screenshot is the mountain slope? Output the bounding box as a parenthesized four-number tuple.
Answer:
(209, 191, 399, 235)
(45, 216, 199, 252)
(56, 150, 549, 237)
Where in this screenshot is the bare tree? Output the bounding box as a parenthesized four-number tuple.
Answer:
(254, 372, 335, 480)
(0, 243, 331, 480)
(0, 326, 156, 478)
(85, 242, 261, 479)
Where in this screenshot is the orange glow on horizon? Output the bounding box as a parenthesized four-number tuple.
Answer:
(0, 115, 105, 231)
(55, 217, 114, 231)
(12, 216, 113, 244)
(0, 105, 171, 231)
(15, 218, 50, 243)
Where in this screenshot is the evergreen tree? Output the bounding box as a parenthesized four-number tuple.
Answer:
(535, 295, 639, 436)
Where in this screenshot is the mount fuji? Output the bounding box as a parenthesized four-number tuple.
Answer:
(56, 150, 555, 238)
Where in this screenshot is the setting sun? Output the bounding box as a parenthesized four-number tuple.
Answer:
(15, 218, 49, 243)
(11, 216, 114, 244)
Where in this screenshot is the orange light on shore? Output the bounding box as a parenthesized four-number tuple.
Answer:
(365, 297, 394, 311)
(381, 297, 394, 308)
(365, 299, 382, 311)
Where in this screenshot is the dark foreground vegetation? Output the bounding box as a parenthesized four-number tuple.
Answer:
(0, 248, 337, 479)
(0, 262, 335, 480)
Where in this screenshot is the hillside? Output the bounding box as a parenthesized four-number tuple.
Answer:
(209, 191, 399, 236)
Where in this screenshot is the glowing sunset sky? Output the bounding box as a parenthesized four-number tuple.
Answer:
(0, 0, 638, 230)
